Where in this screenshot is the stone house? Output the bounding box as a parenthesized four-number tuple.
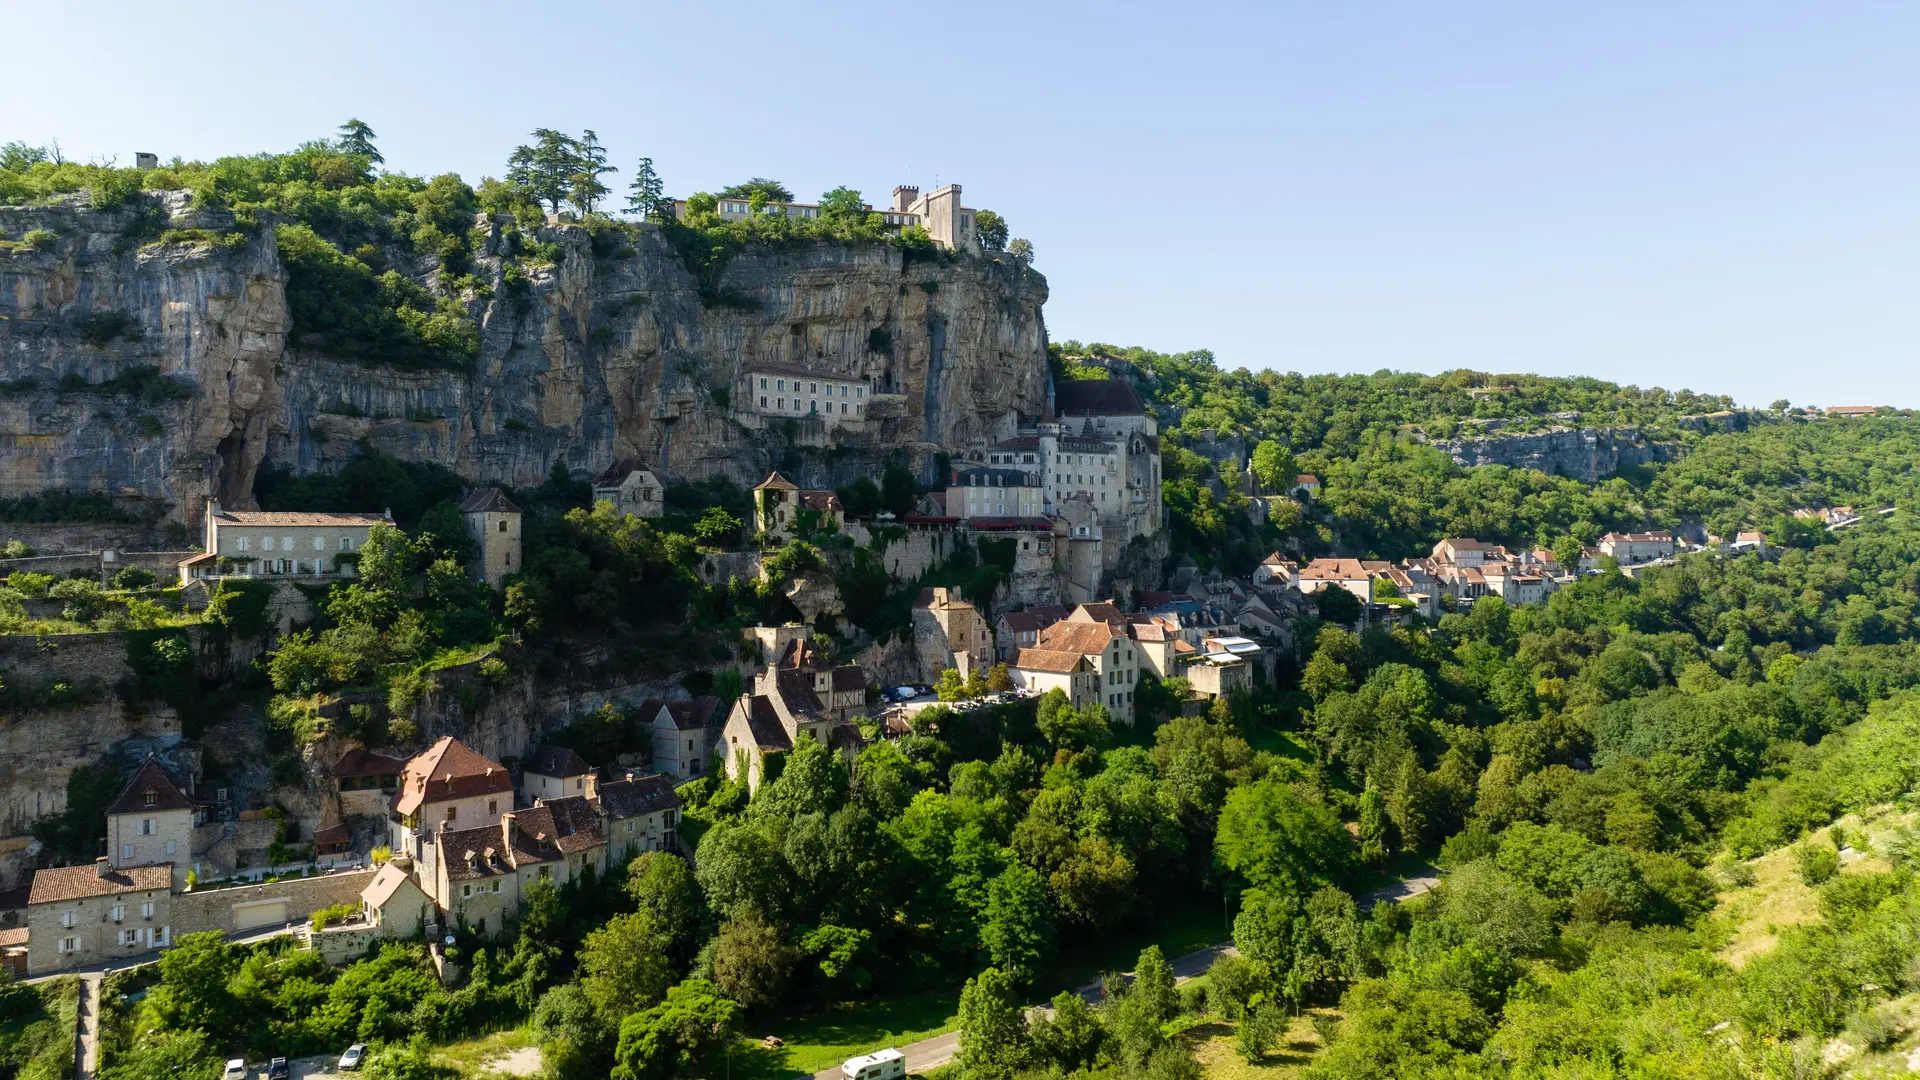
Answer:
(770, 638, 868, 721)
(912, 587, 993, 680)
(431, 812, 568, 936)
(390, 738, 515, 882)
(994, 605, 1069, 661)
(591, 462, 664, 518)
(753, 473, 845, 542)
(720, 665, 859, 791)
(103, 758, 194, 891)
(1598, 531, 1676, 565)
(1009, 617, 1142, 725)
(25, 861, 173, 974)
(179, 499, 389, 584)
(521, 796, 607, 879)
(742, 364, 874, 425)
(332, 748, 405, 817)
(946, 467, 1045, 522)
(520, 745, 594, 805)
(636, 697, 721, 781)
(1252, 553, 1298, 590)
(596, 773, 683, 862)
(460, 488, 522, 591)
(1296, 558, 1372, 604)
(359, 859, 433, 939)
(677, 183, 980, 251)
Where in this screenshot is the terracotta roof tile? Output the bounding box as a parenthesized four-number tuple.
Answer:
(393, 737, 512, 817)
(29, 862, 172, 904)
(104, 759, 193, 817)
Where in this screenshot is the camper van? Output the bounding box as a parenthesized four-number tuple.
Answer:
(842, 1048, 907, 1080)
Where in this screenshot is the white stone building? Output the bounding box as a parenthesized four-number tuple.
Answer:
(179, 500, 389, 584)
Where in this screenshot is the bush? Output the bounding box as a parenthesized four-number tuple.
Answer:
(309, 902, 358, 930)
(23, 228, 55, 250)
(111, 566, 157, 590)
(1793, 842, 1839, 886)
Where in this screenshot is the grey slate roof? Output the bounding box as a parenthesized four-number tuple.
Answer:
(597, 773, 682, 818)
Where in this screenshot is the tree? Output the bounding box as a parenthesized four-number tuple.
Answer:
(1249, 440, 1297, 494)
(1315, 585, 1364, 625)
(719, 178, 794, 202)
(692, 506, 740, 546)
(710, 912, 798, 1009)
(627, 852, 702, 958)
(1132, 945, 1179, 1023)
(111, 565, 157, 590)
(819, 186, 866, 219)
(980, 863, 1053, 982)
(533, 983, 608, 1080)
(1237, 1004, 1284, 1062)
(694, 820, 789, 923)
(611, 978, 740, 1080)
(1007, 237, 1034, 265)
(936, 668, 969, 702)
(578, 911, 673, 1023)
(337, 118, 383, 164)
(570, 129, 617, 214)
(626, 157, 667, 219)
(956, 967, 1027, 1080)
(507, 129, 582, 215)
(1357, 785, 1391, 865)
(973, 210, 1009, 251)
(1029, 991, 1102, 1072)
(984, 663, 1013, 693)
(1215, 780, 1355, 894)
(881, 462, 918, 517)
(146, 931, 239, 1032)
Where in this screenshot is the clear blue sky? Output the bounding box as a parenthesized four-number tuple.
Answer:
(13, 1, 1917, 408)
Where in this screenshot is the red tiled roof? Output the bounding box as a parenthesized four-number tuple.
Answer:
(393, 737, 512, 817)
(1012, 648, 1087, 674)
(214, 510, 387, 526)
(105, 759, 192, 816)
(29, 862, 172, 904)
(333, 747, 405, 780)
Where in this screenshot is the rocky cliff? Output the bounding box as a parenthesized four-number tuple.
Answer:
(1431, 426, 1681, 482)
(0, 194, 1051, 523)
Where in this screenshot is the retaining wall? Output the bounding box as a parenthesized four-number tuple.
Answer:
(172, 867, 375, 936)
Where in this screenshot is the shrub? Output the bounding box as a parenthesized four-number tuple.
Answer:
(309, 902, 358, 930)
(111, 566, 157, 590)
(76, 310, 144, 348)
(1793, 842, 1839, 886)
(23, 228, 55, 250)
(49, 578, 108, 622)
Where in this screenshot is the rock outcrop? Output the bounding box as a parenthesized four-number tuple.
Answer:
(0, 194, 1051, 524)
(1431, 427, 1681, 483)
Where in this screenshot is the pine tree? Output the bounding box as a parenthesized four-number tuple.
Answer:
(569, 129, 617, 215)
(507, 129, 581, 215)
(626, 156, 666, 219)
(336, 119, 382, 164)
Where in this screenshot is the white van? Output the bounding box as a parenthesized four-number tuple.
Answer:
(842, 1048, 906, 1080)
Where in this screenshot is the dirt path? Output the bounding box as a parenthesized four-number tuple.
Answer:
(75, 972, 101, 1080)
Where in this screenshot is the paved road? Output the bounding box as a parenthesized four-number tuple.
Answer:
(806, 941, 1242, 1080)
(1360, 870, 1439, 910)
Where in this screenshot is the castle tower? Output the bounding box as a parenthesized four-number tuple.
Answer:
(459, 488, 522, 591)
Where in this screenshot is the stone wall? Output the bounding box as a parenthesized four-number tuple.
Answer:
(0, 523, 169, 556)
(172, 867, 375, 936)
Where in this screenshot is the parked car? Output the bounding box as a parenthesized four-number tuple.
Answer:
(223, 1061, 247, 1080)
(267, 1058, 289, 1080)
(339, 1044, 367, 1070)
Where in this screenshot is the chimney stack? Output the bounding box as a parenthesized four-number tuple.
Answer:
(95, 856, 111, 879)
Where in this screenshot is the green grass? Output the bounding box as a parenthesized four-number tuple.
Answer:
(730, 988, 959, 1080)
(432, 1025, 537, 1075)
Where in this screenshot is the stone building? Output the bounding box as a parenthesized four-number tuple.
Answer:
(742, 364, 873, 424)
(674, 182, 980, 251)
(769, 637, 869, 722)
(25, 862, 173, 974)
(359, 859, 433, 939)
(103, 758, 194, 890)
(1007, 614, 1142, 726)
(752, 473, 844, 542)
(519, 745, 593, 805)
(637, 698, 722, 781)
(720, 663, 860, 791)
(596, 773, 683, 861)
(331, 748, 405, 817)
(390, 737, 515, 882)
(591, 463, 665, 518)
(431, 815, 565, 936)
(178, 500, 388, 584)
(912, 587, 994, 680)
(460, 488, 522, 590)
(945, 467, 1045, 522)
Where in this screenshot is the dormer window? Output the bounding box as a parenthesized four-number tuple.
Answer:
(143, 790, 156, 807)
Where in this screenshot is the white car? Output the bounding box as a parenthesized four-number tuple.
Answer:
(339, 1043, 368, 1070)
(223, 1062, 247, 1080)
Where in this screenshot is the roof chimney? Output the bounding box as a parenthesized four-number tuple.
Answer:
(95, 856, 111, 879)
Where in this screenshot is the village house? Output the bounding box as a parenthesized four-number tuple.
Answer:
(102, 758, 195, 890)
(1296, 558, 1372, 604)
(913, 587, 994, 680)
(946, 467, 1046, 522)
(591, 462, 665, 518)
(179, 499, 389, 584)
(332, 748, 405, 817)
(1008, 612, 1142, 725)
(1189, 636, 1260, 698)
(520, 745, 594, 805)
(1598, 531, 1676, 565)
(677, 183, 981, 251)
(359, 859, 434, 940)
(720, 659, 863, 791)
(431, 814, 566, 936)
(1294, 474, 1321, 499)
(596, 773, 683, 861)
(460, 488, 522, 591)
(994, 605, 1069, 661)
(1252, 553, 1298, 590)
(752, 472, 845, 542)
(770, 638, 869, 721)
(390, 737, 515, 881)
(636, 697, 722, 780)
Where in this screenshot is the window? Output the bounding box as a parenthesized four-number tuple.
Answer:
(462, 884, 472, 898)
(262, 536, 275, 552)
(857, 387, 864, 398)
(59, 937, 78, 954)
(121, 928, 141, 945)
(282, 536, 293, 552)
(165, 840, 175, 854)
(760, 396, 768, 408)
(538, 866, 551, 880)
(140, 818, 154, 835)
(760, 377, 768, 388)
(111, 905, 124, 922)
(491, 880, 501, 893)
(340, 536, 354, 552)
(809, 383, 817, 394)
(446, 806, 457, 822)
(142, 901, 154, 918)
(498, 520, 507, 533)
(121, 844, 134, 859)
(776, 379, 785, 391)
(314, 536, 326, 551)
(61, 911, 76, 928)
(237, 536, 251, 552)
(487, 799, 498, 814)
(777, 397, 785, 409)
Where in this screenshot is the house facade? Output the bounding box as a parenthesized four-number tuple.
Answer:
(179, 500, 388, 584)
(591, 463, 665, 518)
(753, 473, 845, 542)
(460, 488, 522, 590)
(637, 697, 721, 781)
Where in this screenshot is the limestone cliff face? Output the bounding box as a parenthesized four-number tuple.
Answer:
(0, 195, 1050, 520)
(1432, 427, 1680, 483)
(0, 193, 288, 514)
